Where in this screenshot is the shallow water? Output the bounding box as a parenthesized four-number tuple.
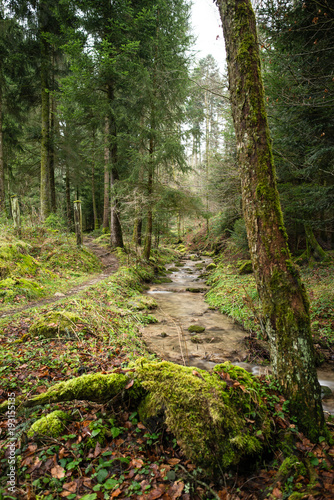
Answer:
(142, 255, 334, 413)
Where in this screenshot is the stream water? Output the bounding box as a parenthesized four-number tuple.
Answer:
(142, 254, 334, 414)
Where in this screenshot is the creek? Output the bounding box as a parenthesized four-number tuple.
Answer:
(142, 254, 334, 415)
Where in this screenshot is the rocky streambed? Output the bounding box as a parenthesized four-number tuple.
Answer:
(142, 253, 334, 414)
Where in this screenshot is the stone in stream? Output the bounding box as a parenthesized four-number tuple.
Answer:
(188, 324, 206, 333)
(321, 385, 333, 399)
(186, 287, 208, 293)
(190, 335, 203, 344)
(206, 263, 217, 271)
(160, 332, 168, 338)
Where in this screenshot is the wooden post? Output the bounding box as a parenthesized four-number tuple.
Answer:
(73, 200, 83, 247)
(11, 195, 21, 236)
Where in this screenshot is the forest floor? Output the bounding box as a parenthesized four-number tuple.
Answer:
(1, 229, 334, 500)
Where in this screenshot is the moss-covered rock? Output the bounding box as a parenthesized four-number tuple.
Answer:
(135, 359, 271, 472)
(238, 260, 253, 275)
(206, 262, 217, 271)
(127, 296, 158, 310)
(27, 410, 69, 438)
(190, 335, 203, 344)
(0, 277, 44, 301)
(188, 324, 206, 333)
(29, 311, 84, 339)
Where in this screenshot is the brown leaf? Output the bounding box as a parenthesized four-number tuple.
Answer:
(167, 481, 184, 499)
(94, 442, 102, 458)
(125, 379, 134, 389)
(111, 488, 122, 497)
(137, 422, 147, 430)
(271, 488, 283, 499)
(167, 458, 180, 466)
(51, 465, 65, 479)
(147, 487, 165, 499)
(60, 481, 77, 497)
(131, 458, 144, 468)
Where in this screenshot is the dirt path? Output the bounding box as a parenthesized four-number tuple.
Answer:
(0, 237, 118, 319)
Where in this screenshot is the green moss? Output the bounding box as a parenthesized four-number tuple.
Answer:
(135, 359, 271, 472)
(127, 296, 158, 310)
(27, 371, 144, 407)
(188, 324, 206, 333)
(238, 260, 253, 275)
(0, 277, 44, 301)
(29, 311, 84, 339)
(206, 263, 217, 271)
(27, 410, 69, 438)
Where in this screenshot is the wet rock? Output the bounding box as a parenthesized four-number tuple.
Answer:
(168, 267, 180, 272)
(188, 325, 206, 333)
(160, 332, 168, 338)
(321, 385, 332, 399)
(186, 287, 208, 293)
(190, 335, 203, 344)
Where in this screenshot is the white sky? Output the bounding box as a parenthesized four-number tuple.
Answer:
(190, 0, 226, 72)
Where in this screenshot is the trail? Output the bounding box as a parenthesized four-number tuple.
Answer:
(0, 236, 118, 319)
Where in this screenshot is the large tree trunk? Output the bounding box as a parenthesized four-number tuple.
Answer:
(40, 35, 50, 221)
(65, 162, 72, 228)
(143, 135, 154, 260)
(216, 0, 325, 440)
(0, 84, 5, 213)
(103, 117, 110, 231)
(49, 49, 56, 213)
(107, 84, 123, 249)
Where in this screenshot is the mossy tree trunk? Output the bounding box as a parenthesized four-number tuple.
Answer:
(304, 224, 329, 262)
(103, 117, 110, 231)
(0, 83, 5, 214)
(40, 33, 50, 221)
(73, 200, 83, 247)
(107, 83, 124, 249)
(65, 162, 72, 228)
(216, 0, 325, 440)
(143, 135, 154, 261)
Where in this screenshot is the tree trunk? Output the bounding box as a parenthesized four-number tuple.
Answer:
(65, 163, 72, 228)
(40, 35, 50, 221)
(49, 49, 56, 213)
(73, 200, 83, 247)
(103, 117, 110, 232)
(304, 224, 329, 262)
(216, 0, 325, 440)
(143, 134, 154, 260)
(0, 84, 5, 214)
(107, 84, 123, 249)
(92, 130, 99, 231)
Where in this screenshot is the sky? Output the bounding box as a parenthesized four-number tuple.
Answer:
(190, 0, 226, 72)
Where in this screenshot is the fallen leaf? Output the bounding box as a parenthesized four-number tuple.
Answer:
(272, 488, 282, 499)
(111, 488, 122, 497)
(131, 458, 144, 468)
(51, 465, 65, 479)
(167, 458, 180, 466)
(125, 379, 134, 389)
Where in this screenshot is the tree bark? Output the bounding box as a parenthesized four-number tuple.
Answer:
(107, 84, 124, 248)
(73, 200, 83, 247)
(40, 34, 50, 221)
(216, 0, 325, 440)
(65, 162, 72, 228)
(143, 135, 154, 260)
(92, 130, 99, 231)
(103, 117, 110, 231)
(49, 49, 56, 213)
(0, 84, 5, 214)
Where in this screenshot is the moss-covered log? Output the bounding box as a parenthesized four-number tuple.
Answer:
(216, 0, 326, 440)
(6, 359, 273, 473)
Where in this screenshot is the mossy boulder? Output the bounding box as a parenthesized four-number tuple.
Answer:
(135, 359, 271, 472)
(206, 262, 217, 271)
(168, 267, 180, 272)
(0, 277, 44, 301)
(29, 311, 84, 339)
(186, 287, 208, 293)
(238, 260, 253, 275)
(190, 335, 203, 344)
(27, 410, 69, 438)
(188, 324, 206, 333)
(127, 296, 158, 310)
(18, 359, 272, 474)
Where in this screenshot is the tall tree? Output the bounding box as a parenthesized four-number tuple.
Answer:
(215, 0, 326, 440)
